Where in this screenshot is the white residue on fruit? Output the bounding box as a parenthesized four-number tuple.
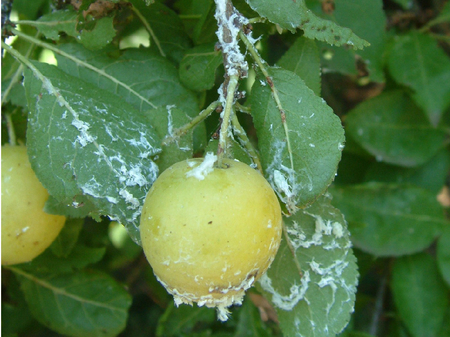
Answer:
(16, 226, 30, 237)
(186, 152, 217, 180)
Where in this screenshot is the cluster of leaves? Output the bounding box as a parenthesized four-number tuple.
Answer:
(1, 0, 449, 337)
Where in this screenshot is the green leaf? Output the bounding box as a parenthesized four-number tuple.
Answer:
(54, 44, 206, 151)
(277, 36, 321, 95)
(55, 44, 199, 116)
(391, 254, 449, 337)
(206, 138, 253, 167)
(50, 218, 84, 258)
(437, 226, 450, 287)
(24, 61, 161, 244)
(258, 195, 358, 337)
(16, 245, 106, 275)
(330, 183, 446, 256)
(33, 10, 76, 40)
(10, 267, 131, 337)
(234, 297, 272, 337)
(331, 0, 387, 83)
(364, 147, 450, 195)
(345, 90, 447, 167)
(129, 0, 192, 63)
(306, 0, 387, 82)
(387, 31, 450, 126)
(1, 273, 34, 336)
(33, 9, 116, 50)
(77, 16, 116, 50)
(179, 42, 223, 92)
(148, 106, 193, 172)
(250, 67, 345, 211)
(192, 1, 218, 45)
(156, 302, 215, 337)
(245, 0, 369, 49)
(12, 0, 50, 20)
(438, 307, 450, 337)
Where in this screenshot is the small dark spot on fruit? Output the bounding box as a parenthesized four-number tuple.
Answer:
(33, 241, 40, 246)
(208, 221, 213, 224)
(246, 270, 258, 281)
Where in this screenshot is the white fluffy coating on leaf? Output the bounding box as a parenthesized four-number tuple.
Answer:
(259, 270, 311, 311)
(186, 152, 217, 180)
(266, 140, 312, 212)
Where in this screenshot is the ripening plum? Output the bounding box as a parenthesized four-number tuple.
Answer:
(1, 145, 66, 265)
(140, 155, 282, 320)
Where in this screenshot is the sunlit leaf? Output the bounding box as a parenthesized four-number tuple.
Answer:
(246, 0, 369, 49)
(24, 61, 161, 243)
(129, 0, 192, 63)
(179, 42, 223, 92)
(32, 9, 116, 50)
(250, 67, 344, 211)
(278, 36, 321, 95)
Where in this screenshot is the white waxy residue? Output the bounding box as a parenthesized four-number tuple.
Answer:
(186, 152, 217, 180)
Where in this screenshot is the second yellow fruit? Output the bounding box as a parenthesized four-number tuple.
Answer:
(1, 145, 66, 265)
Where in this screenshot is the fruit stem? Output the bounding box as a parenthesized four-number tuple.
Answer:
(234, 102, 250, 114)
(217, 74, 239, 167)
(230, 112, 263, 173)
(162, 100, 220, 146)
(5, 113, 17, 146)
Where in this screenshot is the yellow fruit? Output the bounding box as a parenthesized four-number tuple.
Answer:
(140, 155, 282, 320)
(1, 145, 66, 265)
